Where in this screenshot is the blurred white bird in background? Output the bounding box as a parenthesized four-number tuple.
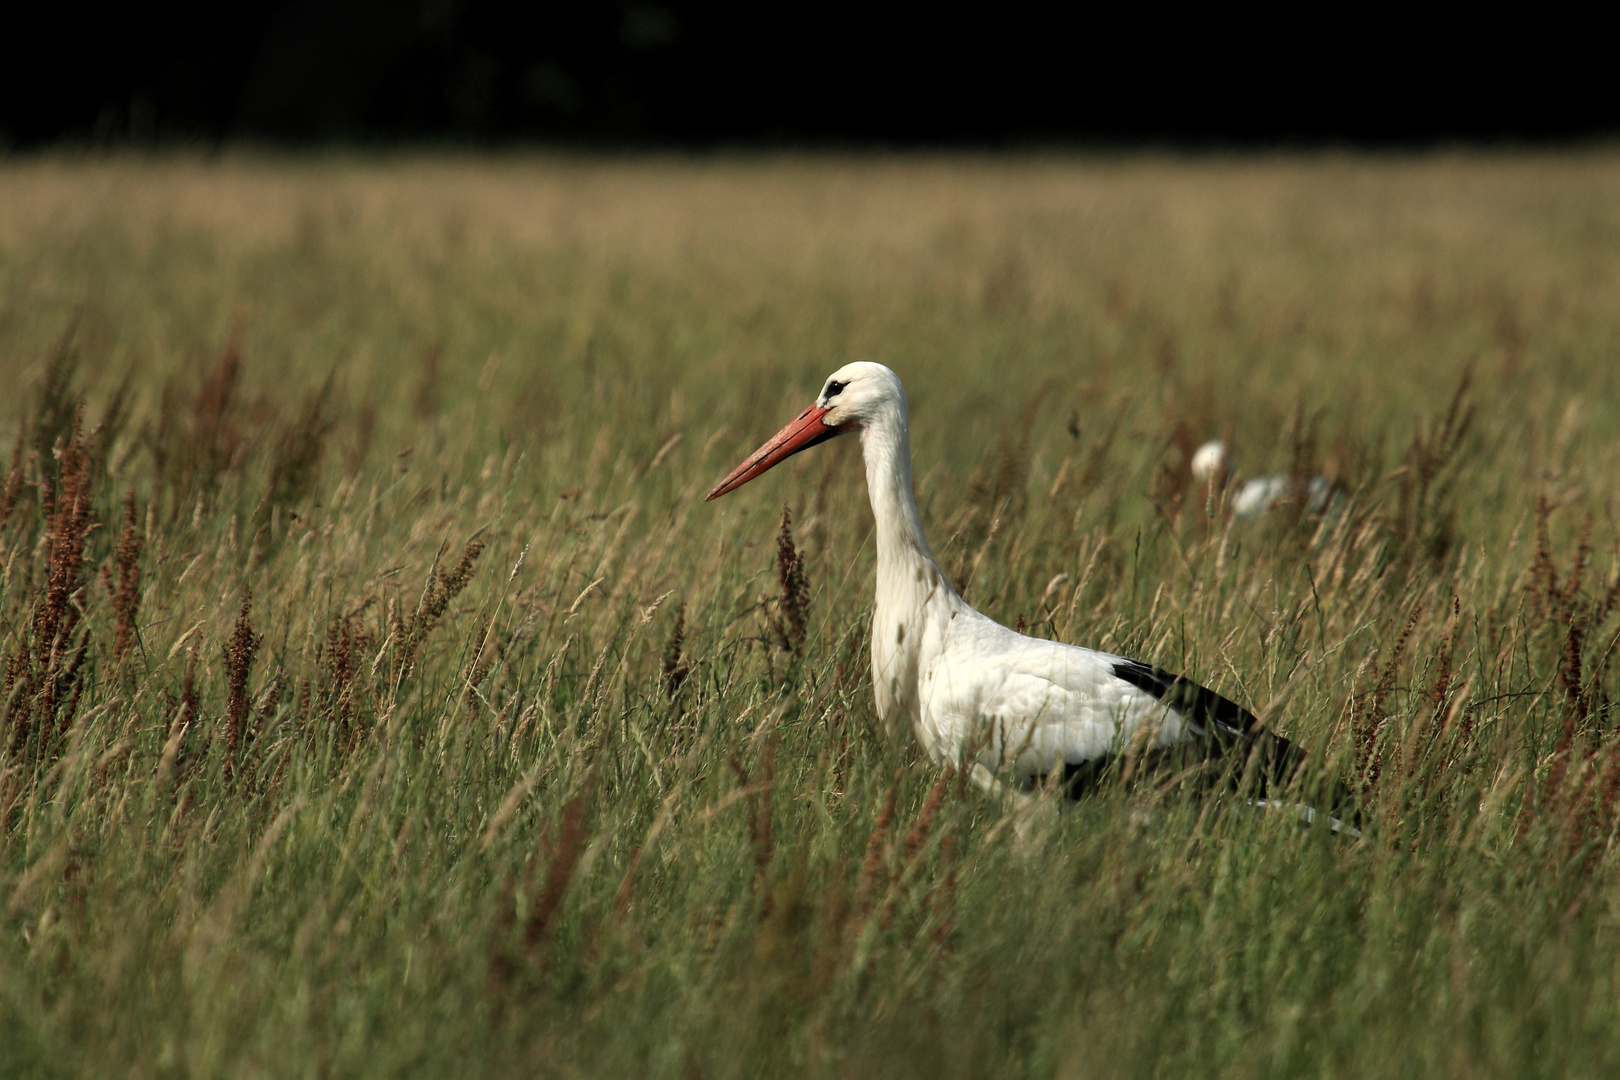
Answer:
(1190, 439, 1343, 519)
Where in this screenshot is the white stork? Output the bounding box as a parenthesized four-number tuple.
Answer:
(708, 363, 1341, 821)
(1191, 439, 1342, 520)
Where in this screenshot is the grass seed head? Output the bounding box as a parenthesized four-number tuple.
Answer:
(6, 404, 97, 755)
(769, 505, 809, 656)
(223, 586, 262, 764)
(392, 539, 486, 686)
(662, 602, 690, 699)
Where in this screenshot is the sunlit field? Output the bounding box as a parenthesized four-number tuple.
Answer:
(3, 151, 1620, 1078)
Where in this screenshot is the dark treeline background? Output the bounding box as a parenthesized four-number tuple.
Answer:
(4, 1, 1617, 147)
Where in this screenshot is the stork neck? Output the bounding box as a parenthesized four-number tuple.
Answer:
(860, 405, 938, 578)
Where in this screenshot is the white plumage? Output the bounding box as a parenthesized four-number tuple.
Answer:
(709, 363, 1311, 803)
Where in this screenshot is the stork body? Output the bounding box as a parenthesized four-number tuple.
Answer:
(710, 363, 1303, 797)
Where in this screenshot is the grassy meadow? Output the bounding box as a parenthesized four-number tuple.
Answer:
(3, 151, 1620, 1078)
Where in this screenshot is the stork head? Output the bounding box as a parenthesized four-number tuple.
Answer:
(705, 361, 900, 501)
(1190, 439, 1231, 487)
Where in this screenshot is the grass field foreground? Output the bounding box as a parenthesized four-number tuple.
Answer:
(3, 153, 1620, 1077)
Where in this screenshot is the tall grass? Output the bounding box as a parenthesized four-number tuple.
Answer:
(2, 152, 1620, 1078)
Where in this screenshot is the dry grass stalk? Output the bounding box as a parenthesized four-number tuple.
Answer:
(193, 345, 241, 447)
(523, 785, 594, 965)
(1287, 401, 1322, 492)
(152, 646, 203, 798)
(855, 768, 903, 918)
(255, 674, 287, 730)
(873, 767, 956, 932)
(1533, 506, 1596, 797)
(901, 767, 953, 867)
(485, 871, 519, 1009)
(320, 615, 358, 738)
(36, 409, 96, 666)
(32, 336, 82, 478)
(1424, 595, 1479, 781)
(178, 646, 200, 731)
(260, 378, 334, 521)
(768, 506, 810, 656)
(831, 623, 866, 696)
(161, 641, 204, 777)
(1152, 420, 1197, 518)
(461, 619, 501, 709)
(753, 736, 777, 908)
(730, 736, 779, 913)
(223, 587, 262, 767)
(1556, 513, 1594, 724)
(611, 845, 644, 925)
(1438, 599, 1477, 751)
(1513, 500, 1620, 861)
(1397, 367, 1474, 562)
(1431, 595, 1463, 727)
(929, 824, 960, 955)
(150, 344, 247, 503)
(414, 342, 443, 420)
(391, 539, 487, 686)
(1527, 495, 1559, 618)
(4, 407, 97, 755)
(111, 490, 144, 663)
(662, 602, 690, 699)
(1355, 604, 1422, 796)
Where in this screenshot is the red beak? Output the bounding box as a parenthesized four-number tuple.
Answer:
(706, 404, 848, 501)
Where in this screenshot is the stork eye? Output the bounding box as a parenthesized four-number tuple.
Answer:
(825, 380, 846, 398)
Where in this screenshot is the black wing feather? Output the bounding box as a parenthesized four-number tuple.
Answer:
(1037, 658, 1359, 829)
(1107, 658, 1306, 792)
